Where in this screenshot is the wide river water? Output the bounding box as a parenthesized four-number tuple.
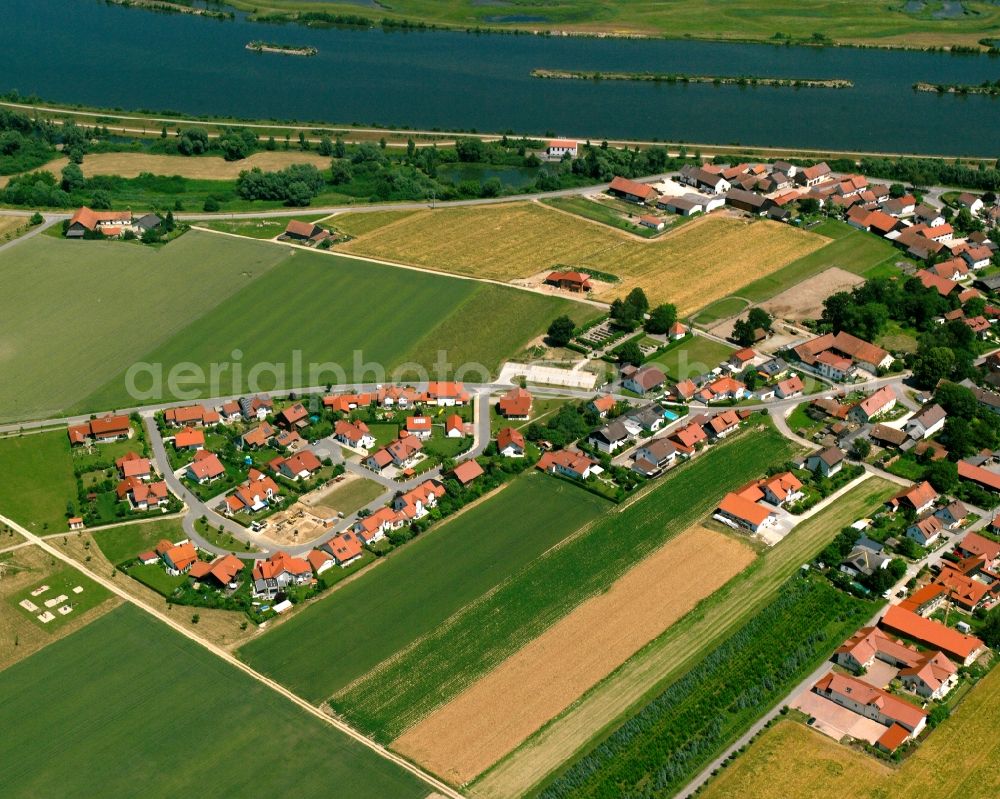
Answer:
(2, 0, 999, 155)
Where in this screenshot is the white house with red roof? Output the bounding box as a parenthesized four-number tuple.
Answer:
(392, 480, 446, 521)
(186, 451, 225, 484)
(445, 414, 465, 438)
(224, 470, 281, 516)
(251, 551, 313, 599)
(404, 415, 433, 440)
(334, 419, 375, 450)
(321, 533, 364, 567)
(116, 452, 151, 481)
(546, 139, 578, 158)
(353, 506, 405, 544)
(496, 427, 526, 457)
(537, 450, 597, 481)
(269, 449, 323, 481)
(173, 426, 205, 451)
(424, 381, 469, 406)
(849, 386, 897, 423)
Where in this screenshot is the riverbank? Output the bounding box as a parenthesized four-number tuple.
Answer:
(914, 80, 1000, 96)
(531, 69, 853, 89)
(215, 0, 999, 52)
(107, 0, 232, 20)
(246, 41, 317, 56)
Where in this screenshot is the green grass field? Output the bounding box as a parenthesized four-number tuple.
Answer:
(331, 424, 797, 742)
(227, 0, 1000, 47)
(8, 566, 112, 631)
(76, 245, 595, 415)
(0, 231, 291, 422)
(238, 475, 610, 702)
(0, 604, 431, 798)
(92, 518, 186, 566)
(0, 432, 77, 533)
(737, 221, 902, 304)
(196, 213, 330, 239)
(0, 230, 594, 423)
(542, 197, 659, 238)
(472, 476, 897, 799)
(647, 335, 736, 381)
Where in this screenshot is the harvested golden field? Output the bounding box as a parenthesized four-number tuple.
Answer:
(0, 544, 120, 672)
(329, 209, 420, 237)
(0, 215, 30, 238)
(38, 150, 332, 180)
(703, 663, 1000, 799)
(338, 202, 827, 314)
(393, 526, 755, 784)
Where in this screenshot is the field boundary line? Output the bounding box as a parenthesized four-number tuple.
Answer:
(0, 512, 467, 799)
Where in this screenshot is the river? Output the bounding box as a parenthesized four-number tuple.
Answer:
(1, 0, 998, 155)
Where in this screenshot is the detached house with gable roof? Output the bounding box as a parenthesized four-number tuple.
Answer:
(496, 427, 526, 458)
(849, 386, 897, 423)
(251, 551, 313, 599)
(537, 449, 598, 481)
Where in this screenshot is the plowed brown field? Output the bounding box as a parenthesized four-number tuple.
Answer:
(393, 525, 755, 784)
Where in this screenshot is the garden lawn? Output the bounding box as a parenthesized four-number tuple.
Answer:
(92, 518, 187, 566)
(0, 431, 76, 533)
(0, 231, 291, 423)
(331, 423, 798, 742)
(737, 221, 901, 304)
(311, 477, 386, 516)
(647, 335, 736, 381)
(81, 249, 594, 412)
(0, 604, 431, 799)
(238, 475, 611, 702)
(471, 475, 896, 799)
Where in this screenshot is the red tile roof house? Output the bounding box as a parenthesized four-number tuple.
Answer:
(220, 400, 242, 423)
(65, 206, 134, 238)
(392, 479, 446, 521)
(283, 219, 330, 243)
(728, 348, 756, 370)
(241, 422, 276, 449)
(276, 402, 310, 430)
(715, 492, 776, 533)
(188, 554, 245, 590)
(669, 421, 708, 454)
(117, 477, 170, 511)
(589, 394, 617, 417)
(224, 469, 281, 516)
(705, 409, 742, 440)
(269, 449, 323, 481)
(352, 506, 406, 544)
(916, 269, 960, 298)
(376, 385, 420, 408)
(906, 512, 945, 547)
(545, 270, 592, 293)
(364, 436, 423, 472)
(742, 471, 804, 507)
(880, 605, 986, 666)
(67, 414, 132, 446)
(700, 376, 748, 404)
(621, 365, 666, 396)
(498, 387, 533, 419)
(546, 139, 578, 158)
(638, 214, 665, 231)
(164, 404, 219, 427)
(445, 414, 465, 438)
(333, 419, 375, 450)
(173, 426, 205, 451)
(961, 245, 994, 271)
(155, 538, 198, 575)
(933, 562, 995, 612)
(630, 438, 678, 477)
(275, 430, 304, 450)
(608, 176, 659, 204)
(956, 459, 1000, 493)
(496, 426, 526, 457)
(451, 459, 485, 486)
(899, 583, 948, 616)
(848, 386, 897, 423)
(793, 331, 893, 378)
(321, 532, 364, 567)
(116, 452, 151, 480)
(404, 415, 434, 440)
(424, 381, 470, 406)
(251, 550, 313, 599)
(956, 531, 1000, 568)
(812, 672, 928, 751)
(537, 449, 598, 481)
(886, 480, 938, 515)
(240, 395, 273, 421)
(775, 374, 805, 400)
(186, 450, 226, 484)
(834, 626, 958, 700)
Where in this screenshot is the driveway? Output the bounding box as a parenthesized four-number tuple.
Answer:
(791, 691, 888, 745)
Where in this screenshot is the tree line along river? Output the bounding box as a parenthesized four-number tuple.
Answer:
(3, 0, 999, 156)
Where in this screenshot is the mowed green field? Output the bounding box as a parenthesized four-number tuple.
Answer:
(647, 336, 736, 381)
(92, 518, 187, 566)
(736, 220, 901, 304)
(77, 246, 595, 415)
(0, 432, 77, 532)
(0, 232, 291, 422)
(0, 604, 430, 799)
(0, 230, 593, 423)
(239, 476, 610, 702)
(332, 424, 798, 742)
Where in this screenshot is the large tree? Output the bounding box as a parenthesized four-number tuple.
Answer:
(644, 303, 677, 335)
(546, 315, 576, 347)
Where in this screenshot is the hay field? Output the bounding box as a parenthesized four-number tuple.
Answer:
(0, 214, 29, 238)
(330, 209, 420, 237)
(39, 150, 332, 180)
(394, 526, 755, 783)
(702, 661, 1000, 799)
(470, 476, 896, 799)
(338, 202, 827, 314)
(0, 545, 118, 672)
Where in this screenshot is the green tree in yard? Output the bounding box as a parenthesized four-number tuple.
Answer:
(317, 136, 333, 156)
(203, 196, 220, 212)
(618, 340, 644, 367)
(889, 183, 906, 198)
(979, 608, 1000, 648)
(90, 189, 112, 209)
(913, 345, 956, 389)
(644, 303, 677, 335)
(333, 135, 346, 158)
(924, 459, 958, 493)
(625, 287, 649, 315)
(850, 437, 871, 460)
(732, 319, 756, 347)
(546, 315, 576, 347)
(60, 162, 84, 192)
(747, 306, 773, 334)
(29, 211, 43, 225)
(330, 160, 353, 185)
